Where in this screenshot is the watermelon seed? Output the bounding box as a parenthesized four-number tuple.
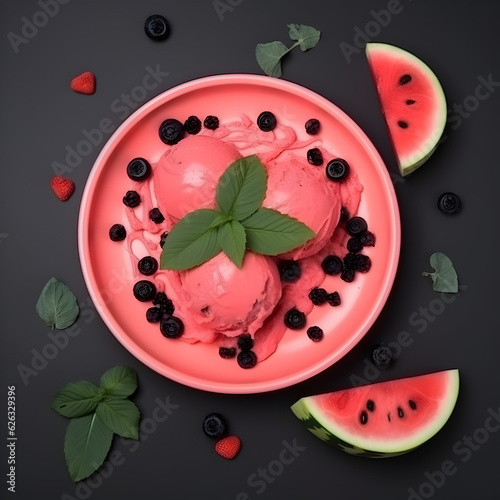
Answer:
(366, 400, 375, 412)
(387, 413, 391, 422)
(409, 400, 417, 410)
(398, 407, 405, 418)
(398, 120, 409, 129)
(399, 74, 412, 85)
(360, 411, 368, 425)
(406, 99, 416, 105)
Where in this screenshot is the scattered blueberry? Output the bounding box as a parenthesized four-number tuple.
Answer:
(127, 158, 151, 181)
(144, 14, 170, 41)
(159, 118, 185, 145)
(109, 224, 126, 241)
(160, 316, 184, 338)
(307, 326, 324, 342)
(326, 158, 350, 181)
(321, 255, 343, 275)
(347, 237, 363, 254)
(237, 334, 254, 351)
(359, 231, 376, 247)
(219, 347, 237, 359)
(278, 260, 301, 282)
(346, 217, 367, 236)
(153, 292, 174, 315)
(327, 291, 341, 307)
(123, 190, 141, 208)
(237, 350, 257, 369)
(133, 280, 156, 302)
(160, 231, 169, 248)
(149, 208, 165, 223)
(372, 344, 392, 369)
(204, 115, 219, 130)
(339, 206, 350, 224)
(355, 254, 372, 273)
(305, 118, 320, 135)
(438, 192, 461, 215)
(257, 111, 277, 132)
(284, 308, 306, 330)
(203, 413, 227, 438)
(146, 307, 163, 323)
(138, 256, 158, 276)
(309, 287, 328, 305)
(184, 115, 202, 135)
(341, 267, 355, 283)
(307, 148, 323, 166)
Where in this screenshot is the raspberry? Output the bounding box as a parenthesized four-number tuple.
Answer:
(219, 347, 237, 359)
(355, 254, 372, 273)
(305, 118, 320, 135)
(307, 326, 324, 342)
(372, 345, 392, 369)
(237, 334, 254, 351)
(341, 267, 355, 283)
(109, 224, 126, 242)
(184, 115, 201, 134)
(307, 148, 323, 166)
(149, 208, 165, 223)
(327, 291, 341, 307)
(309, 288, 328, 305)
(123, 190, 141, 207)
(153, 292, 174, 315)
(204, 115, 219, 130)
(359, 231, 376, 247)
(343, 253, 359, 270)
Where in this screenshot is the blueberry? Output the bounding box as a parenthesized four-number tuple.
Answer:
(133, 280, 156, 302)
(305, 118, 320, 135)
(219, 347, 237, 359)
(355, 254, 372, 273)
(123, 190, 141, 208)
(160, 316, 184, 338)
(159, 118, 185, 145)
(278, 260, 301, 282)
(159, 231, 169, 248)
(307, 326, 324, 342)
(327, 291, 341, 307)
(202, 413, 227, 438)
(237, 350, 257, 369)
(138, 256, 158, 276)
(153, 292, 174, 315)
(144, 15, 170, 41)
(307, 148, 323, 166)
(326, 158, 350, 181)
(347, 237, 363, 254)
(127, 158, 151, 181)
(339, 206, 350, 224)
(257, 111, 276, 132)
(346, 216, 368, 236)
(237, 334, 254, 351)
(284, 308, 306, 330)
(438, 192, 461, 215)
(309, 288, 328, 305)
(204, 115, 219, 130)
(343, 253, 359, 270)
(149, 208, 165, 223)
(341, 267, 355, 283)
(146, 307, 163, 323)
(372, 344, 392, 369)
(109, 224, 126, 241)
(184, 115, 202, 134)
(321, 255, 343, 275)
(359, 231, 376, 247)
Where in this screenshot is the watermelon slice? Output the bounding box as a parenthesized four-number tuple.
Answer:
(291, 369, 459, 457)
(366, 43, 447, 176)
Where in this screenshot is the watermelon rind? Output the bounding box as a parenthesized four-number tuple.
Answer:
(291, 369, 459, 458)
(365, 42, 447, 177)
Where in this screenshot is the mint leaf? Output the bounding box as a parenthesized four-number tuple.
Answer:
(50, 381, 101, 418)
(422, 252, 459, 293)
(96, 399, 140, 440)
(242, 208, 315, 255)
(64, 413, 113, 482)
(160, 209, 221, 270)
(100, 366, 137, 399)
(216, 155, 267, 220)
(36, 277, 79, 329)
(255, 41, 290, 77)
(287, 24, 321, 51)
(218, 220, 247, 268)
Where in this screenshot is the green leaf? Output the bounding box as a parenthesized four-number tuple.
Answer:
(96, 399, 140, 440)
(160, 209, 221, 270)
(99, 366, 137, 399)
(218, 220, 247, 268)
(242, 208, 316, 255)
(287, 24, 321, 51)
(64, 413, 113, 482)
(255, 41, 290, 77)
(422, 252, 459, 293)
(216, 155, 267, 220)
(36, 277, 79, 329)
(50, 381, 101, 418)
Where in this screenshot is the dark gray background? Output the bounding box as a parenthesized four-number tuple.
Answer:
(1, 0, 498, 499)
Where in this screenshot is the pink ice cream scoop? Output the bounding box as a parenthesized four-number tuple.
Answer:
(153, 135, 241, 221)
(175, 251, 282, 338)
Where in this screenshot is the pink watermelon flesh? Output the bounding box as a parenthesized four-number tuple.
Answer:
(366, 43, 447, 176)
(291, 369, 459, 456)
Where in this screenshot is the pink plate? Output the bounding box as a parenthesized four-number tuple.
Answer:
(78, 74, 401, 394)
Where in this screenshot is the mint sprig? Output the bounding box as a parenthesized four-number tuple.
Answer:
(256, 24, 321, 78)
(422, 252, 459, 293)
(160, 155, 315, 271)
(50, 366, 140, 482)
